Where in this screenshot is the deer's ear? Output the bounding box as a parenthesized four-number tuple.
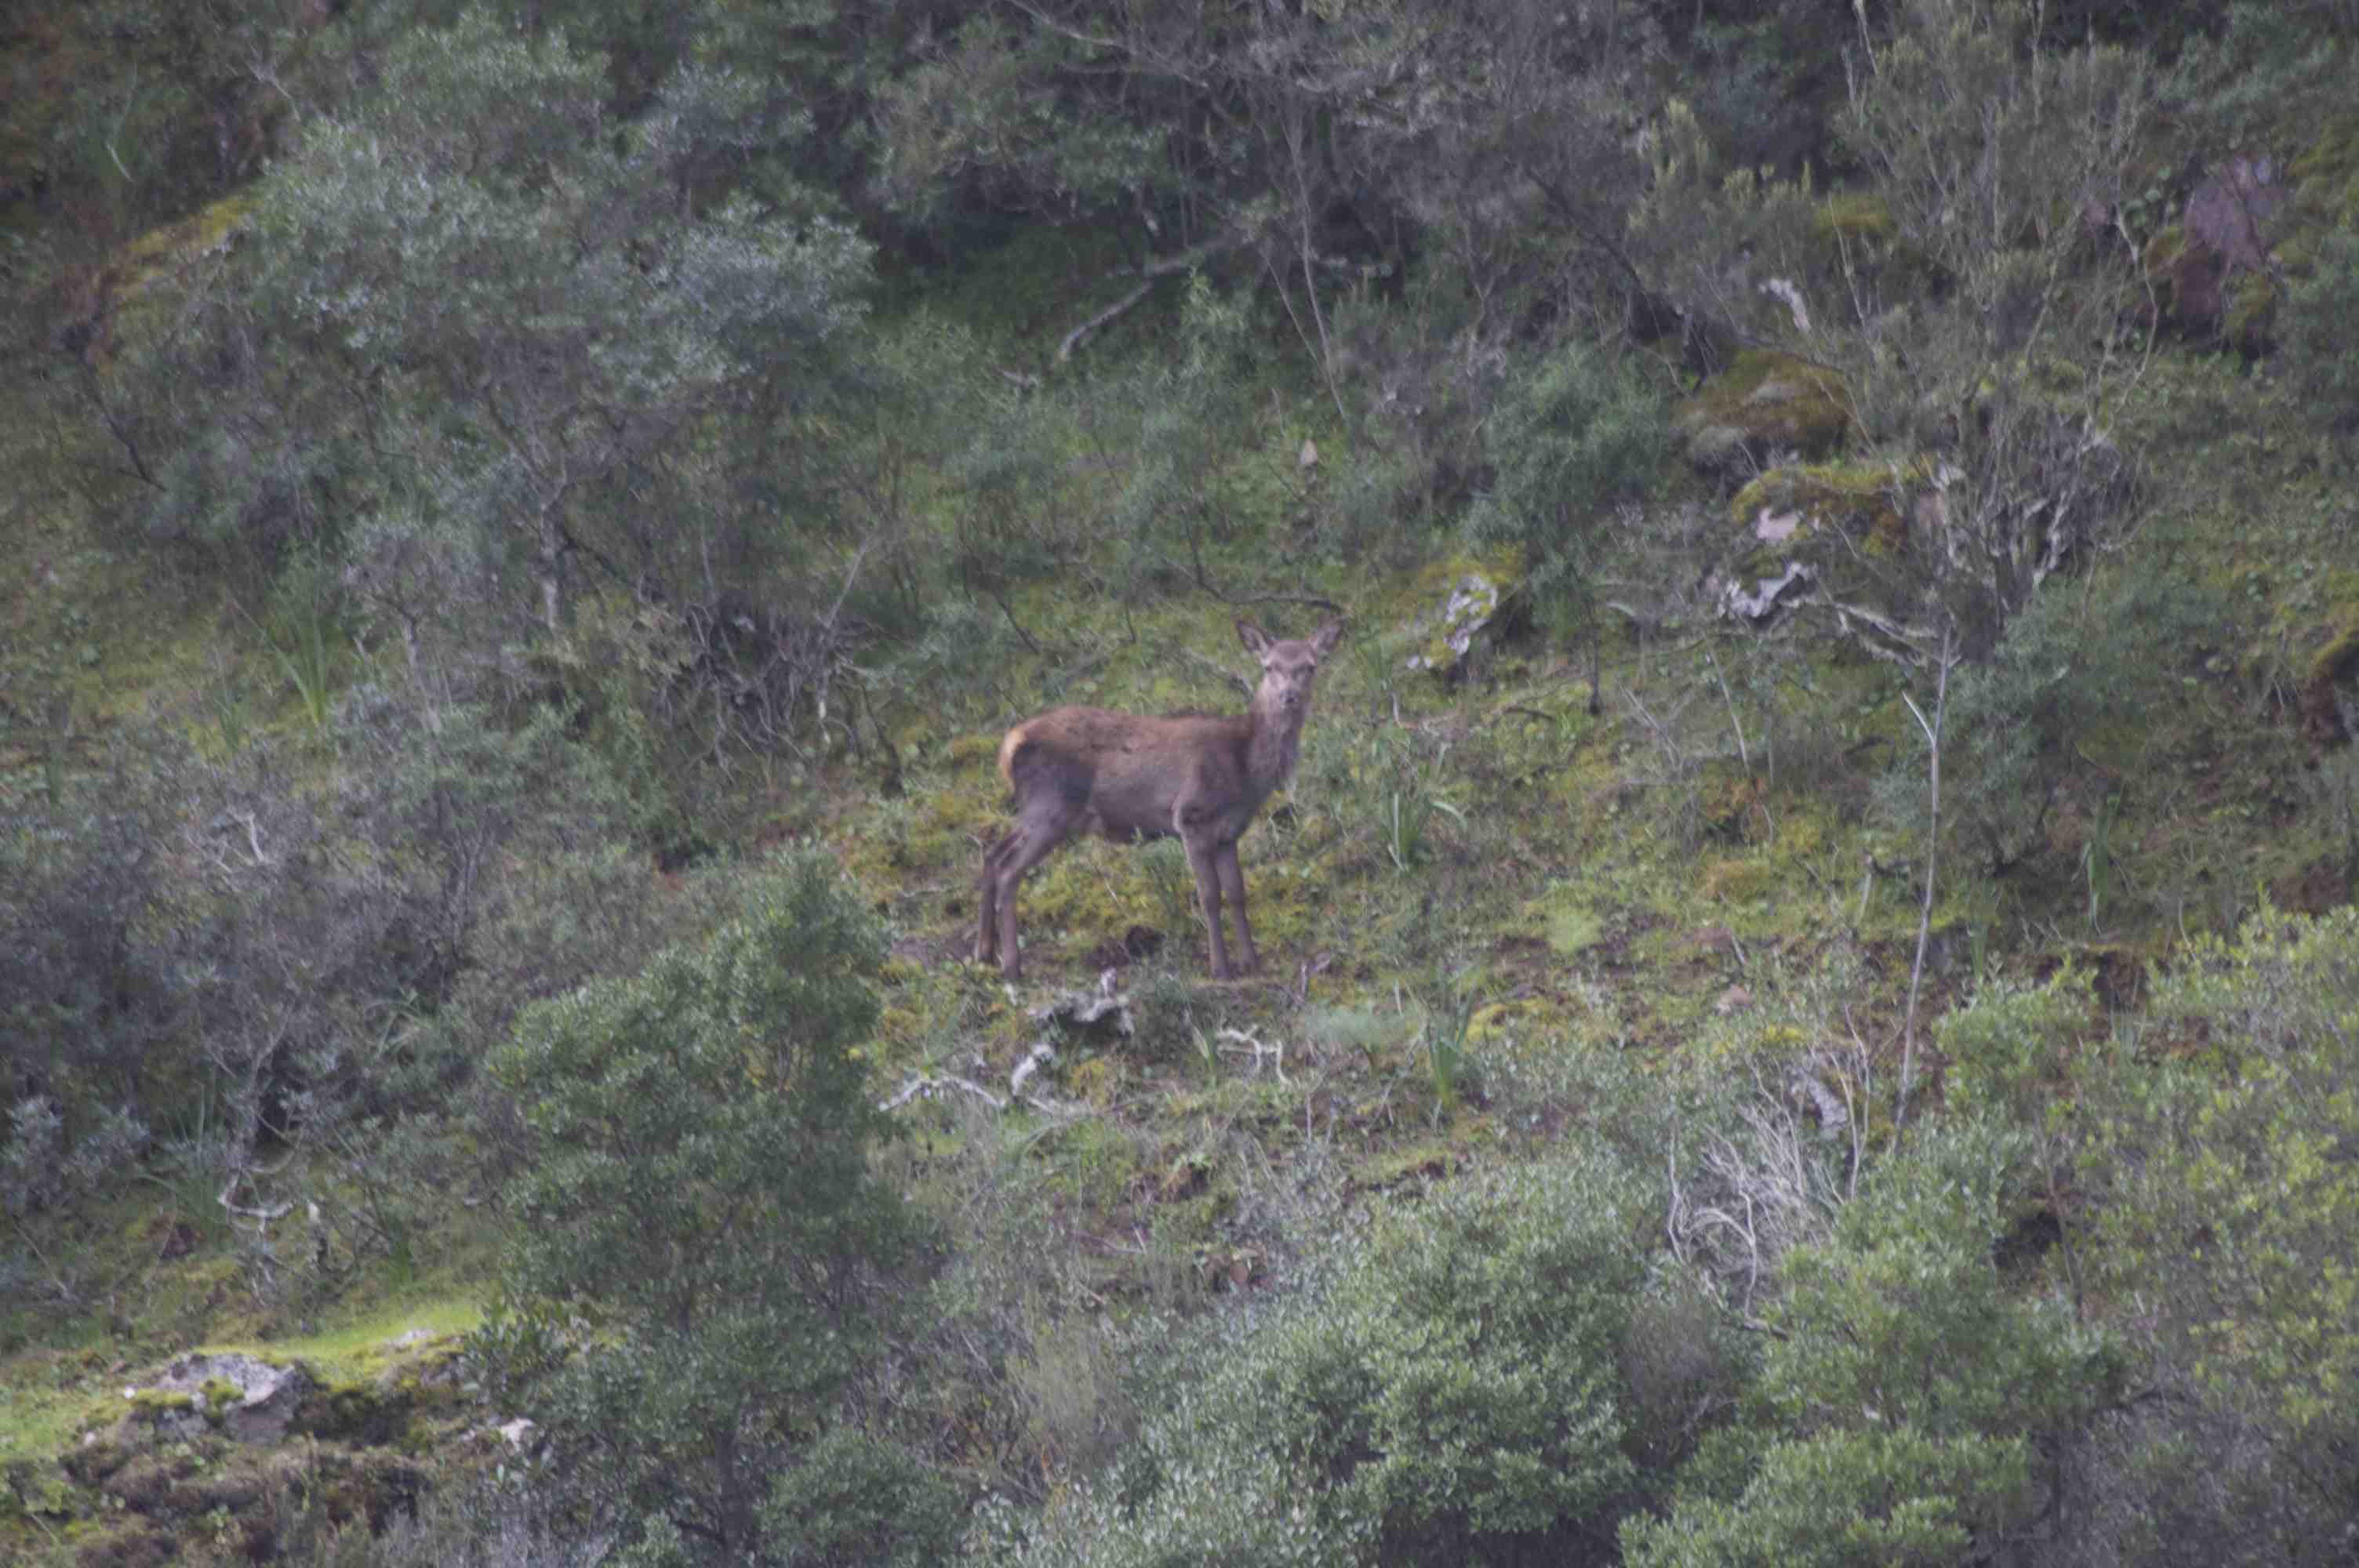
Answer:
(1237, 620, 1274, 659)
(1310, 620, 1344, 659)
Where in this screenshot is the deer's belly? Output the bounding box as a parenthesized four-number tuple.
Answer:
(1088, 811, 1176, 844)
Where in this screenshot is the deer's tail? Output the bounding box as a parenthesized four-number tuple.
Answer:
(998, 722, 1032, 789)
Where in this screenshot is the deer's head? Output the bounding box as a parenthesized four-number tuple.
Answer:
(1239, 619, 1343, 715)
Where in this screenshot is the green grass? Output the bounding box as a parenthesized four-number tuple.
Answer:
(0, 1288, 488, 1465)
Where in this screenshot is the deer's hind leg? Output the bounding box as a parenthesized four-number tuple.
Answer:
(980, 789, 1086, 980)
(976, 832, 1015, 967)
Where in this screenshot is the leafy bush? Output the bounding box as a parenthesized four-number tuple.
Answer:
(1873, 565, 2228, 877)
(2087, 905, 2359, 1557)
(1100, 277, 1265, 601)
(105, 12, 876, 673)
(2277, 223, 2359, 438)
(266, 1468, 597, 1568)
(2157, 3, 2357, 154)
(1466, 344, 1668, 632)
(481, 852, 944, 1566)
(1682, 2, 1854, 173)
(1626, 1119, 2123, 1568)
(0, 731, 186, 1222)
(0, 685, 685, 1312)
(1939, 967, 2099, 1131)
(983, 1152, 1664, 1567)
(1814, 2, 2152, 665)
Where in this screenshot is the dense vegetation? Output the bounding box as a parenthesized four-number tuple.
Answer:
(4, 1, 2357, 1563)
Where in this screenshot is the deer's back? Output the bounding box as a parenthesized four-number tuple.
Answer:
(1003, 706, 1254, 835)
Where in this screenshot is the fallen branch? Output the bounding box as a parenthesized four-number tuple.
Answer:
(880, 1075, 1006, 1113)
(1216, 1026, 1285, 1083)
(880, 1044, 1071, 1116)
(218, 1181, 295, 1225)
(1058, 281, 1155, 362)
(1054, 231, 1249, 363)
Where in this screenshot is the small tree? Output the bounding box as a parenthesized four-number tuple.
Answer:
(1456, 338, 1664, 718)
(107, 12, 872, 652)
(1466, 343, 1668, 637)
(2088, 905, 2359, 1557)
(485, 853, 947, 1566)
(1834, 0, 2153, 666)
(1625, 1120, 2122, 1568)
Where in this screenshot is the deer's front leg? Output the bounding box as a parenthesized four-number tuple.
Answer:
(1214, 841, 1257, 975)
(1184, 836, 1233, 978)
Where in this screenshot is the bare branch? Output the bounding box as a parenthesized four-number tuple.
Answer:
(1057, 281, 1155, 363)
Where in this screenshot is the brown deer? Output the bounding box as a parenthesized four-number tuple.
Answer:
(977, 619, 1343, 982)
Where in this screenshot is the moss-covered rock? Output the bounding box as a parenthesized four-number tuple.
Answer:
(1727, 459, 1932, 559)
(1812, 192, 1939, 292)
(97, 193, 260, 361)
(2143, 154, 2285, 349)
(1403, 568, 1508, 678)
(118, 1352, 311, 1446)
(295, 1378, 421, 1447)
(1715, 456, 1959, 630)
(1675, 350, 1852, 477)
(116, 1389, 207, 1448)
(1380, 550, 1525, 678)
(2299, 612, 2359, 745)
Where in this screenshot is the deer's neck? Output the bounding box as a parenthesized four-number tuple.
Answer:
(1245, 692, 1307, 797)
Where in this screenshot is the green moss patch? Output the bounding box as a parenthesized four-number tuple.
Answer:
(2300, 611, 2359, 742)
(1676, 350, 1853, 474)
(1815, 192, 1897, 246)
(1726, 459, 1939, 589)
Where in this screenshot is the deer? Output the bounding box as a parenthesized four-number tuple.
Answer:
(977, 619, 1344, 982)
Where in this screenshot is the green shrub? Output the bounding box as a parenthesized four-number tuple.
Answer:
(2278, 223, 2359, 437)
(0, 731, 184, 1224)
(2158, 4, 2357, 154)
(1938, 967, 2099, 1131)
(1625, 1120, 2123, 1568)
(0, 688, 681, 1308)
(2088, 905, 2359, 1553)
(482, 852, 944, 1566)
(987, 1152, 1663, 1567)
(1466, 345, 1668, 633)
(111, 12, 876, 658)
(1874, 565, 2228, 877)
